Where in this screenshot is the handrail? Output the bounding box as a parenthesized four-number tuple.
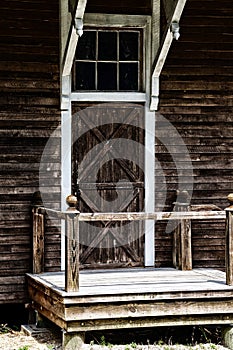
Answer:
(36, 207, 225, 221)
(32, 192, 233, 292)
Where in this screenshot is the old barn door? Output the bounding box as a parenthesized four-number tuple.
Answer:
(72, 103, 145, 268)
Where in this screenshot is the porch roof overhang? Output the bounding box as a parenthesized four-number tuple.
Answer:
(60, 0, 187, 110)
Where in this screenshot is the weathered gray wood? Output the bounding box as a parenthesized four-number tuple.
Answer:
(65, 315, 233, 332)
(223, 327, 233, 350)
(158, 0, 232, 269)
(63, 331, 85, 350)
(65, 298, 233, 321)
(32, 199, 225, 283)
(173, 217, 192, 270)
(65, 215, 80, 292)
(225, 194, 233, 285)
(32, 208, 45, 274)
(77, 210, 225, 222)
(1, 0, 233, 305)
(225, 211, 233, 285)
(72, 104, 145, 267)
(27, 267, 233, 337)
(85, 0, 152, 15)
(12, 206, 229, 222)
(27, 268, 231, 302)
(173, 194, 192, 270)
(0, 0, 61, 304)
(65, 195, 80, 292)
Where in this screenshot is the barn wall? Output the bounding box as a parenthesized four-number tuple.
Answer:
(85, 0, 152, 15)
(0, 0, 232, 302)
(0, 0, 61, 303)
(156, 0, 233, 268)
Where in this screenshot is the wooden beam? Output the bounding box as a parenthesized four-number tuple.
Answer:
(65, 196, 80, 292)
(63, 331, 85, 350)
(173, 201, 192, 270)
(225, 194, 233, 285)
(226, 208, 233, 285)
(41, 207, 226, 222)
(77, 211, 225, 222)
(150, 0, 187, 110)
(32, 208, 45, 274)
(62, 0, 87, 77)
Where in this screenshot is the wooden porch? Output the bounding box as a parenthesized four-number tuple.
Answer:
(27, 193, 233, 349)
(27, 267, 233, 333)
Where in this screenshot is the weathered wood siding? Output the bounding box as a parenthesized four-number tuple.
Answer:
(157, 0, 233, 268)
(86, 0, 152, 15)
(0, 0, 61, 303)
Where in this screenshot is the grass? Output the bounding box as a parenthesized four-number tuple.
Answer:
(0, 324, 12, 334)
(86, 327, 225, 350)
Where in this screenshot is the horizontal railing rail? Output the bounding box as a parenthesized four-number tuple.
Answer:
(32, 193, 233, 292)
(34, 206, 226, 221)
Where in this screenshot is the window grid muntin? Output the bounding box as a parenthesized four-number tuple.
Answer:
(73, 28, 142, 92)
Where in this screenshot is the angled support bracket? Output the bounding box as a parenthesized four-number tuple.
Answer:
(62, 0, 87, 77)
(150, 0, 187, 110)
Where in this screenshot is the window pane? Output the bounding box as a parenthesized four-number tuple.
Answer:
(98, 63, 117, 90)
(98, 32, 117, 60)
(76, 31, 96, 60)
(75, 62, 95, 90)
(119, 63, 138, 91)
(119, 32, 139, 60)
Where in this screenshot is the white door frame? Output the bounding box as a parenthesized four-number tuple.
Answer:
(60, 13, 158, 269)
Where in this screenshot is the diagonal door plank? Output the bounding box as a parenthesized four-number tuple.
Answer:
(79, 190, 141, 263)
(76, 107, 142, 182)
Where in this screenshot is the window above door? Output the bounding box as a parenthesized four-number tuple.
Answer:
(70, 14, 151, 103)
(73, 28, 142, 92)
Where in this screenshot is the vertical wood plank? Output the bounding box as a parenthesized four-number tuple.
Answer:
(63, 330, 85, 350)
(65, 214, 80, 292)
(180, 217, 192, 270)
(173, 217, 180, 268)
(65, 195, 79, 292)
(225, 195, 233, 285)
(32, 208, 45, 274)
(173, 193, 192, 270)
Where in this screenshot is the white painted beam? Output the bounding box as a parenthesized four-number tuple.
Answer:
(62, 0, 87, 77)
(61, 89, 72, 270)
(143, 0, 159, 267)
(144, 106, 156, 267)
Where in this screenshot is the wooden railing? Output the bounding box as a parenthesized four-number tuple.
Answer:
(32, 193, 233, 292)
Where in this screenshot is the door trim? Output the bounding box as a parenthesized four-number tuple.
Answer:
(60, 15, 155, 269)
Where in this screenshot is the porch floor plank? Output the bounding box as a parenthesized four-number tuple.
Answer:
(28, 267, 231, 298)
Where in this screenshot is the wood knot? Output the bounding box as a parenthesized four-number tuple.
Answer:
(128, 305, 137, 313)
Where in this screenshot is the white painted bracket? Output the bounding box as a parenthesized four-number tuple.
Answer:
(150, 0, 187, 111)
(62, 0, 87, 77)
(75, 18, 84, 37)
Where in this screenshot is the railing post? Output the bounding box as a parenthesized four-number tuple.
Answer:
(173, 191, 192, 270)
(225, 194, 233, 285)
(32, 191, 45, 274)
(65, 195, 80, 292)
